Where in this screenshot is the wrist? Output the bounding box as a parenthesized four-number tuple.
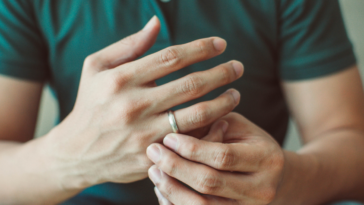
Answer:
(271, 150, 318, 205)
(4, 131, 83, 204)
(38, 126, 87, 192)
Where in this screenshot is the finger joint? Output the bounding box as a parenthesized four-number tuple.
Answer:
(214, 146, 235, 170)
(218, 64, 234, 85)
(160, 47, 181, 66)
(161, 155, 179, 177)
(193, 40, 209, 58)
(196, 170, 222, 194)
(110, 72, 132, 90)
(179, 74, 204, 97)
(185, 143, 200, 161)
(84, 54, 101, 69)
(188, 104, 210, 127)
(257, 187, 277, 204)
(158, 178, 174, 199)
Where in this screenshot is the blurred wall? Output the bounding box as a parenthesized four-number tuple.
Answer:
(34, 0, 364, 153)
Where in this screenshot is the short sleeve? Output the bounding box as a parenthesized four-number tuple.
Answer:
(0, 0, 48, 82)
(278, 0, 356, 81)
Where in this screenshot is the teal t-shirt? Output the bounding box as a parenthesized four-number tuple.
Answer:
(0, 0, 356, 204)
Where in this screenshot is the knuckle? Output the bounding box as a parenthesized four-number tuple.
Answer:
(184, 143, 200, 160)
(161, 155, 178, 176)
(121, 98, 151, 123)
(196, 170, 222, 194)
(213, 146, 235, 169)
(258, 187, 277, 204)
(258, 141, 285, 171)
(271, 151, 285, 171)
(131, 97, 152, 111)
(179, 74, 204, 96)
(121, 109, 137, 124)
(218, 64, 233, 84)
(160, 47, 181, 66)
(158, 178, 174, 198)
(109, 72, 131, 89)
(193, 40, 209, 56)
(84, 54, 100, 68)
(188, 104, 210, 126)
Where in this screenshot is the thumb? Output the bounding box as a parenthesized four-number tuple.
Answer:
(86, 16, 161, 72)
(201, 120, 228, 142)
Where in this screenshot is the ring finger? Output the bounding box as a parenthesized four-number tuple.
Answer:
(153, 88, 240, 137)
(149, 165, 238, 205)
(147, 144, 246, 199)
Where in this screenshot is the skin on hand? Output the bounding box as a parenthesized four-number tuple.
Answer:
(147, 112, 285, 205)
(39, 16, 244, 191)
(147, 66, 364, 205)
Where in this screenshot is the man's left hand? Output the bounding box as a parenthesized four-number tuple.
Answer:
(146, 112, 285, 205)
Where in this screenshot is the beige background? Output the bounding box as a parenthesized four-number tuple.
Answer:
(34, 0, 364, 152)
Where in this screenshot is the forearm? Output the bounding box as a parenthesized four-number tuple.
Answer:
(273, 129, 364, 204)
(0, 135, 81, 204)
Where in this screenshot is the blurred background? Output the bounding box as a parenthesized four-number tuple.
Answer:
(34, 0, 364, 153)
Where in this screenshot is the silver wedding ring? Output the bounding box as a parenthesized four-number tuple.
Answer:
(168, 110, 179, 133)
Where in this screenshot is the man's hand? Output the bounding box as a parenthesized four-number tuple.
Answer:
(40, 16, 244, 191)
(147, 112, 284, 205)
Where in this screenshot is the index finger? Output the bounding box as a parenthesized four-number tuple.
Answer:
(149, 166, 238, 205)
(85, 16, 160, 73)
(114, 37, 227, 85)
(163, 133, 260, 172)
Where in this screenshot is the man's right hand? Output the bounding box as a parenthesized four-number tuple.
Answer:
(41, 16, 244, 191)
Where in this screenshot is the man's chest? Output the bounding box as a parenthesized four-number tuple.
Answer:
(33, 0, 282, 120)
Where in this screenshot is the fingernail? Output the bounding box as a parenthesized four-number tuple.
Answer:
(163, 134, 179, 151)
(229, 89, 240, 104)
(232, 61, 244, 77)
(147, 145, 161, 163)
(149, 166, 162, 183)
(213, 38, 227, 52)
(143, 15, 157, 31)
(221, 121, 228, 133)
